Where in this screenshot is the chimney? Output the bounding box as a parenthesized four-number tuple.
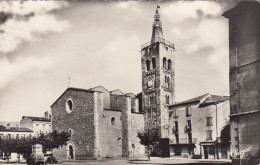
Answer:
(7, 123, 10, 129)
(44, 111, 49, 119)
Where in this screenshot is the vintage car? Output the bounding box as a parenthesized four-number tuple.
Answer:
(27, 144, 57, 165)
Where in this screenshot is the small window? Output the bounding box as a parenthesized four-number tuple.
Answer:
(187, 120, 192, 129)
(66, 98, 73, 114)
(36, 124, 39, 126)
(168, 59, 172, 70)
(174, 121, 179, 133)
(173, 109, 178, 118)
(207, 130, 212, 140)
(152, 57, 156, 69)
(166, 47, 168, 51)
(146, 60, 150, 71)
(111, 117, 115, 125)
(186, 107, 191, 116)
(166, 95, 169, 104)
(175, 134, 179, 144)
(167, 77, 170, 88)
(163, 57, 167, 69)
(206, 117, 212, 126)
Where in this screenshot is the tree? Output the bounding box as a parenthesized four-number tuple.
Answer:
(137, 127, 160, 161)
(0, 130, 70, 161)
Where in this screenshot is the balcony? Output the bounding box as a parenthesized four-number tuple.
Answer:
(170, 138, 197, 145)
(141, 37, 175, 49)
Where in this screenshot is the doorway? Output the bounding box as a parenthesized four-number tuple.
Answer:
(204, 146, 208, 159)
(174, 145, 182, 156)
(69, 145, 74, 160)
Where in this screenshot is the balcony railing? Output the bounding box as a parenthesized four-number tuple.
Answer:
(141, 37, 175, 49)
(170, 138, 197, 144)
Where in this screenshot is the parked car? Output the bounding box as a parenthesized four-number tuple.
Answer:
(27, 144, 57, 165)
(44, 153, 58, 164)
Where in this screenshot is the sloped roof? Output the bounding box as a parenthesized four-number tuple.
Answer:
(0, 125, 33, 132)
(51, 87, 97, 107)
(89, 85, 110, 93)
(22, 116, 51, 122)
(199, 95, 230, 108)
(169, 94, 229, 108)
(110, 89, 124, 95)
(169, 94, 209, 107)
(223, 1, 260, 18)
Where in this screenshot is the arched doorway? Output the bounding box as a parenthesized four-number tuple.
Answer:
(66, 143, 75, 160)
(69, 145, 74, 159)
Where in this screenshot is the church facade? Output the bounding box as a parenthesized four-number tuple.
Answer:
(51, 86, 145, 160)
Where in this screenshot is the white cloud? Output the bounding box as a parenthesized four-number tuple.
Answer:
(0, 1, 69, 53)
(162, 1, 222, 24)
(0, 56, 54, 89)
(0, 1, 68, 15)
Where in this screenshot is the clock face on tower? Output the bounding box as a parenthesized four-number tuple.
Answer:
(147, 76, 154, 88)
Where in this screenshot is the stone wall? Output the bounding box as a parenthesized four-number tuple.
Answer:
(51, 88, 96, 160)
(129, 113, 145, 157)
(97, 109, 122, 158)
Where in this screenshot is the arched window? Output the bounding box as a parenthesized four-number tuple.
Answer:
(163, 57, 167, 69)
(152, 57, 156, 69)
(146, 60, 150, 71)
(166, 95, 169, 104)
(168, 59, 172, 70)
(111, 117, 115, 125)
(66, 98, 73, 114)
(167, 77, 170, 88)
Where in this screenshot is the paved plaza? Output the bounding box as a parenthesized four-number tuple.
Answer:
(0, 157, 231, 165)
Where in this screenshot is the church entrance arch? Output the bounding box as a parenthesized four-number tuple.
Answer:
(69, 146, 74, 159)
(66, 142, 75, 160)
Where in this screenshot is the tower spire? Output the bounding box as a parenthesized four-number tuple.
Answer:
(151, 5, 163, 42)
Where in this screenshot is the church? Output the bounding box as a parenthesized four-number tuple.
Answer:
(51, 6, 173, 160)
(51, 6, 230, 160)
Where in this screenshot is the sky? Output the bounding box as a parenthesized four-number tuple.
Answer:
(0, 1, 237, 122)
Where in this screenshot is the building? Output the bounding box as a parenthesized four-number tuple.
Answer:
(0, 124, 33, 162)
(0, 124, 33, 139)
(223, 1, 260, 164)
(168, 94, 230, 159)
(51, 86, 145, 160)
(140, 5, 175, 157)
(20, 115, 52, 136)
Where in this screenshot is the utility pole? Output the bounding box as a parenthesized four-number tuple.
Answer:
(237, 118, 241, 165)
(216, 104, 219, 159)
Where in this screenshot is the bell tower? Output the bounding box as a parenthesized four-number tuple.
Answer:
(141, 5, 175, 141)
